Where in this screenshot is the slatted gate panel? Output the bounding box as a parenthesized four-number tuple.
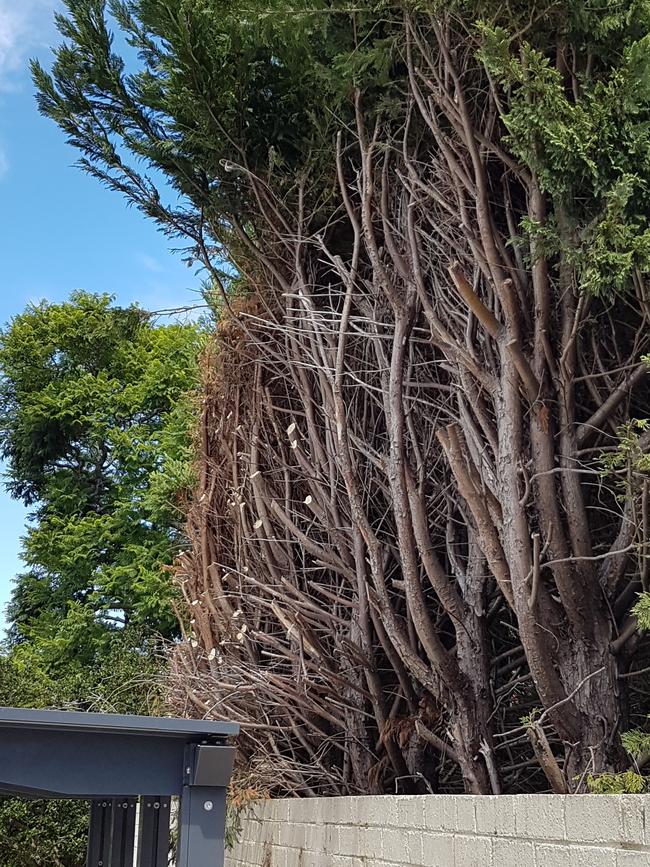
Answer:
(137, 797, 171, 867)
(112, 800, 137, 867)
(87, 800, 113, 867)
(87, 798, 169, 867)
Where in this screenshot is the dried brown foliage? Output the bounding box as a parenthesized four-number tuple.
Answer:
(168, 15, 650, 796)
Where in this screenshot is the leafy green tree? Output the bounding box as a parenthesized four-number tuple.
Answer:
(0, 799, 88, 867)
(0, 291, 203, 660)
(0, 291, 200, 865)
(0, 629, 165, 867)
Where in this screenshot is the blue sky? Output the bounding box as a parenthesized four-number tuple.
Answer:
(0, 1, 205, 627)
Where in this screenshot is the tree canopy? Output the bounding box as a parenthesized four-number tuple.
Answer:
(34, 0, 650, 797)
(1, 291, 203, 660)
(0, 291, 202, 865)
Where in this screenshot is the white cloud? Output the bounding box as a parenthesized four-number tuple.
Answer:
(0, 0, 60, 90)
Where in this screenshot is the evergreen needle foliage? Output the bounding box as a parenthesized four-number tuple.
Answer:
(0, 291, 204, 649)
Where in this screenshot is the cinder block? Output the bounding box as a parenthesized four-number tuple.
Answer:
(356, 825, 384, 861)
(396, 795, 427, 830)
(455, 797, 477, 833)
(289, 799, 316, 823)
(335, 796, 361, 823)
(565, 796, 624, 844)
(324, 822, 339, 851)
(303, 850, 331, 867)
(353, 795, 374, 825)
(534, 845, 572, 867)
(404, 829, 425, 864)
(382, 826, 410, 863)
(226, 795, 650, 867)
(380, 864, 423, 867)
(247, 841, 264, 862)
(268, 818, 282, 845)
(420, 831, 454, 866)
(571, 847, 618, 867)
(260, 799, 281, 821)
(279, 821, 296, 848)
(329, 856, 366, 866)
(302, 821, 325, 852)
(534, 843, 617, 867)
(643, 799, 650, 846)
(493, 838, 534, 866)
(516, 795, 566, 841)
(617, 851, 650, 867)
(422, 795, 455, 832)
(454, 834, 492, 867)
(337, 824, 360, 856)
(241, 815, 263, 837)
(315, 797, 342, 824)
(475, 795, 516, 837)
(366, 795, 399, 828)
(271, 843, 291, 867)
(295, 822, 312, 851)
(620, 797, 645, 845)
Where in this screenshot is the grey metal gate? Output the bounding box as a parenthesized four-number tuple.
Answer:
(0, 707, 238, 867)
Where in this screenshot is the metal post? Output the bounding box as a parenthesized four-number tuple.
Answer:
(136, 796, 171, 867)
(176, 787, 227, 867)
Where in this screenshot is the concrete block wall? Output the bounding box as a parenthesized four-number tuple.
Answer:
(225, 794, 650, 866)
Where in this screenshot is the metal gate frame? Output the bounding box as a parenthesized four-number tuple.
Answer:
(0, 707, 238, 867)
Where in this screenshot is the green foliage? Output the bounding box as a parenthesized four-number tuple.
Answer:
(0, 291, 203, 652)
(0, 291, 200, 863)
(225, 802, 244, 851)
(0, 628, 164, 867)
(33, 1, 650, 307)
(601, 417, 650, 494)
(587, 769, 647, 793)
(622, 728, 650, 759)
(28, 0, 650, 799)
(0, 626, 164, 714)
(588, 730, 650, 793)
(478, 1, 650, 297)
(632, 593, 650, 631)
(0, 799, 88, 867)
(31, 0, 400, 246)
(519, 708, 541, 727)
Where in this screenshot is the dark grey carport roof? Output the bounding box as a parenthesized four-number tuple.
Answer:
(0, 706, 239, 738)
